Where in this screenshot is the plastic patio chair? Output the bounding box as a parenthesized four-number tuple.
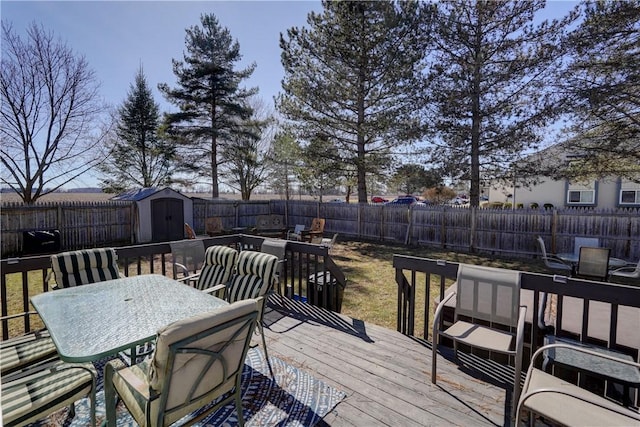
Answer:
(320, 233, 339, 254)
(432, 264, 526, 422)
(287, 224, 306, 241)
(104, 299, 259, 427)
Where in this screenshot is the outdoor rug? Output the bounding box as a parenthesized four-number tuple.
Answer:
(34, 347, 346, 426)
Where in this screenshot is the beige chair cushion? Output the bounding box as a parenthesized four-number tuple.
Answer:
(0, 330, 57, 376)
(2, 361, 95, 426)
(147, 299, 258, 422)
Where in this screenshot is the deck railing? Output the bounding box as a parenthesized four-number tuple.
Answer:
(1, 234, 346, 340)
(394, 254, 640, 361)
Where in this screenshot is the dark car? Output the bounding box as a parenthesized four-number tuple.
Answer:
(371, 196, 388, 203)
(386, 196, 418, 205)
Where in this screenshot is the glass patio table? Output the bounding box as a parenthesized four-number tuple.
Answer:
(557, 252, 628, 269)
(31, 274, 228, 363)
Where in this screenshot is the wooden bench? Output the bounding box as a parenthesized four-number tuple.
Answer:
(254, 215, 287, 239)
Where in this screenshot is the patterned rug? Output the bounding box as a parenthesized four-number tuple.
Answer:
(35, 348, 346, 426)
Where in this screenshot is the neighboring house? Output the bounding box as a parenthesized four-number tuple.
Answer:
(488, 143, 640, 209)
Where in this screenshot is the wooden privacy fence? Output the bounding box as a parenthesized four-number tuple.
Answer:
(1, 201, 135, 257)
(2, 198, 638, 261)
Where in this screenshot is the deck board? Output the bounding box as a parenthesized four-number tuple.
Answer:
(263, 297, 512, 426)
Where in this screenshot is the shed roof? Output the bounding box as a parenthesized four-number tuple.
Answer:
(111, 187, 186, 202)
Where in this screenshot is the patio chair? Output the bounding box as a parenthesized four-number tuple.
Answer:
(303, 218, 325, 242)
(0, 320, 57, 378)
(212, 250, 278, 376)
(287, 224, 306, 241)
(104, 299, 259, 427)
(432, 264, 525, 422)
(320, 233, 339, 254)
(574, 236, 600, 257)
(184, 222, 196, 239)
(609, 258, 640, 279)
(260, 238, 288, 295)
(575, 246, 610, 281)
(205, 217, 228, 236)
(49, 247, 122, 288)
(2, 360, 97, 427)
(195, 245, 238, 295)
(170, 239, 206, 285)
(517, 343, 640, 426)
(536, 236, 572, 274)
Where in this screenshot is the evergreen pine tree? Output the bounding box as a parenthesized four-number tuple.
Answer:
(278, 1, 430, 203)
(100, 66, 174, 192)
(159, 13, 257, 198)
(426, 0, 576, 207)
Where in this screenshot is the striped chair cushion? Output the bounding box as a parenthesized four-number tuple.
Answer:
(1, 361, 96, 427)
(0, 330, 57, 376)
(226, 251, 278, 303)
(50, 248, 121, 288)
(196, 246, 238, 291)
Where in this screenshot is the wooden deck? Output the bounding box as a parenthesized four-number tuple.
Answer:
(263, 296, 514, 426)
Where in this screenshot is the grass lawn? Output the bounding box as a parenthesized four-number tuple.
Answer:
(333, 239, 550, 338)
(4, 239, 553, 339)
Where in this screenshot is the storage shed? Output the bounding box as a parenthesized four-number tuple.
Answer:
(112, 187, 193, 243)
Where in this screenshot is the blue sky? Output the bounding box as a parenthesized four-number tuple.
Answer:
(2, 1, 578, 113)
(2, 1, 323, 113)
(2, 1, 579, 189)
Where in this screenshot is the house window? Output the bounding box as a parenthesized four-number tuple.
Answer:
(620, 189, 640, 205)
(568, 190, 594, 204)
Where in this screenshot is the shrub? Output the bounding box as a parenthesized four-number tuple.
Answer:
(529, 202, 539, 209)
(543, 203, 554, 210)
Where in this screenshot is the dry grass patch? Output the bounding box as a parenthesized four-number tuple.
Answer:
(333, 239, 550, 337)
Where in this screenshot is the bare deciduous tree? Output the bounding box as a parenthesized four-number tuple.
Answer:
(1, 22, 109, 204)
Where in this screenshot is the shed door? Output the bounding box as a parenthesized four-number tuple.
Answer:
(151, 198, 184, 242)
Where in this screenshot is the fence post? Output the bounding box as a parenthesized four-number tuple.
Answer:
(405, 205, 413, 245)
(380, 204, 384, 241)
(441, 206, 446, 249)
(470, 206, 477, 253)
(551, 209, 558, 252)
